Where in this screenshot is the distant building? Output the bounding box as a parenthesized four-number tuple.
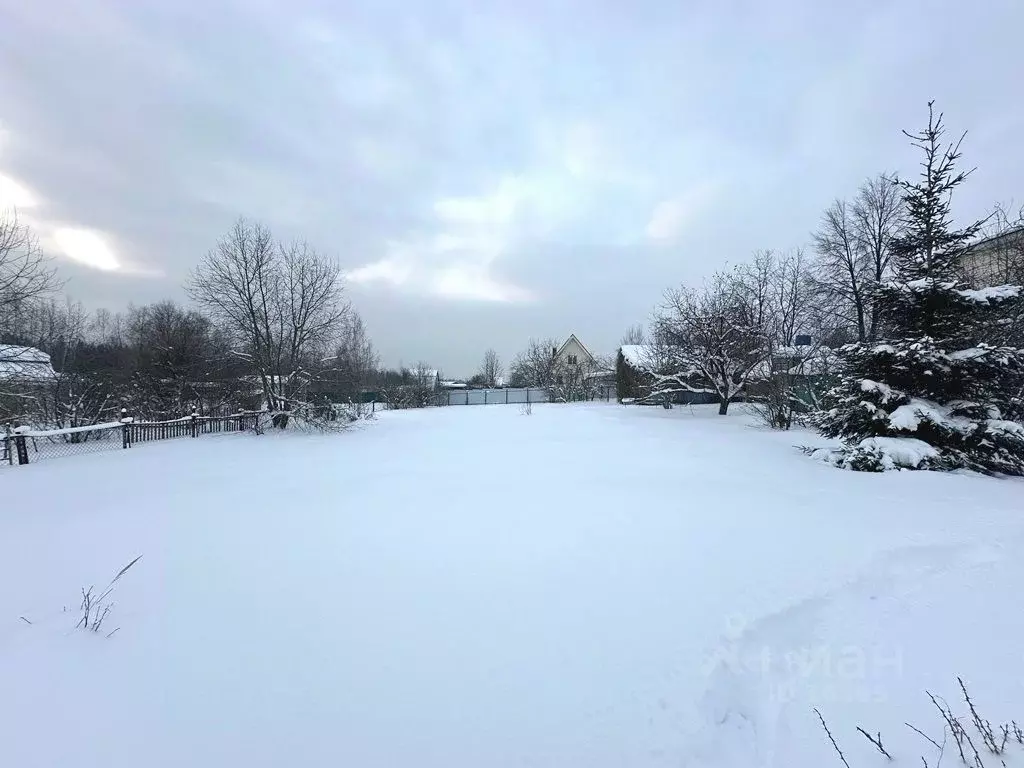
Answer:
(0, 345, 58, 383)
(963, 226, 1024, 286)
(0, 345, 58, 424)
(555, 334, 616, 396)
(553, 333, 594, 369)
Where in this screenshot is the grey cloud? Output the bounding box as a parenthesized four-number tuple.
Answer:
(1, 0, 1022, 374)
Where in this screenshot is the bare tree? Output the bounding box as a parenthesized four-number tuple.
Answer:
(973, 201, 1024, 285)
(767, 249, 815, 346)
(124, 301, 229, 417)
(652, 264, 773, 415)
(548, 355, 599, 402)
(0, 209, 60, 332)
(734, 249, 834, 428)
(87, 308, 119, 345)
(509, 338, 561, 388)
(508, 337, 598, 401)
(28, 300, 119, 433)
(479, 348, 502, 388)
(813, 199, 868, 341)
(812, 174, 903, 342)
(854, 174, 903, 338)
(620, 324, 645, 346)
(324, 311, 378, 400)
(408, 362, 439, 394)
(187, 217, 349, 428)
(382, 362, 440, 409)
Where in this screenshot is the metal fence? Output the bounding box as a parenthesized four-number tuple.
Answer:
(433, 386, 614, 407)
(441, 387, 550, 406)
(128, 412, 260, 444)
(3, 411, 262, 468)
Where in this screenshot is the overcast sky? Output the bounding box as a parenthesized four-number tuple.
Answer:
(1, 0, 1022, 376)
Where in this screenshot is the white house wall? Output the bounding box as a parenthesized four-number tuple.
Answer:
(556, 336, 593, 367)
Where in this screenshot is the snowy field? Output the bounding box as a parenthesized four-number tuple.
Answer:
(2, 403, 1023, 768)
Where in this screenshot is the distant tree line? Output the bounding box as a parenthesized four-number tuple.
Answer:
(0, 215, 435, 429)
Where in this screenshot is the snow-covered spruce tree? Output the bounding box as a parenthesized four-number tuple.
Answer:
(814, 103, 1024, 474)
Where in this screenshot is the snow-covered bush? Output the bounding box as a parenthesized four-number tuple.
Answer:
(258, 397, 365, 432)
(751, 345, 841, 430)
(811, 436, 939, 472)
(751, 375, 798, 430)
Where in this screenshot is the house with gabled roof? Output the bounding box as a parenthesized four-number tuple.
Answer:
(550, 333, 617, 400)
(553, 333, 594, 369)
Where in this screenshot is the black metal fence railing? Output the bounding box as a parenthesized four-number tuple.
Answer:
(126, 412, 259, 445)
(3, 410, 263, 468)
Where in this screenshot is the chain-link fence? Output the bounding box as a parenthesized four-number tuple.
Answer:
(2, 421, 126, 466)
(3, 411, 262, 469)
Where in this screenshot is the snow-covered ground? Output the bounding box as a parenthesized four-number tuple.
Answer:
(2, 403, 1022, 767)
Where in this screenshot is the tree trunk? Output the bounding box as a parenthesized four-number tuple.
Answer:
(718, 398, 730, 415)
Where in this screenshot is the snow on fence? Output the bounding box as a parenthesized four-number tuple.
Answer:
(128, 412, 260, 445)
(2, 410, 262, 468)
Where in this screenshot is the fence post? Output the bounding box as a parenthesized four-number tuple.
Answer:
(13, 431, 28, 465)
(527, 388, 531, 404)
(120, 409, 131, 449)
(484, 389, 488, 405)
(191, 409, 198, 438)
(505, 388, 508, 405)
